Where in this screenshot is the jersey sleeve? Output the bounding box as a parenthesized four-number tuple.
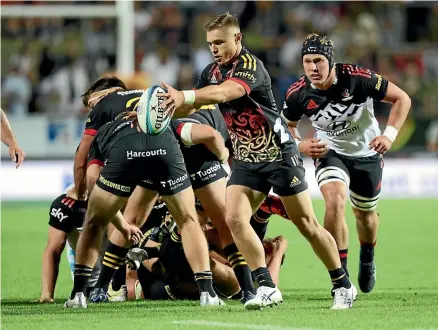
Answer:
(84, 104, 107, 136)
(343, 64, 389, 100)
(229, 54, 264, 94)
(194, 65, 212, 90)
(282, 81, 306, 122)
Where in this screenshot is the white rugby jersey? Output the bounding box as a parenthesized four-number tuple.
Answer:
(282, 63, 389, 157)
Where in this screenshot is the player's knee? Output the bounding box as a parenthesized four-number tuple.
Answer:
(225, 213, 245, 233)
(174, 211, 198, 229)
(323, 187, 347, 216)
(82, 218, 106, 236)
(353, 208, 377, 226)
(294, 215, 320, 239)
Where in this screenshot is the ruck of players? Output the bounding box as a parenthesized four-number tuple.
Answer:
(37, 12, 411, 311)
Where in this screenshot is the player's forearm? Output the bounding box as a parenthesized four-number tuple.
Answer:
(266, 250, 284, 286)
(193, 85, 230, 105)
(111, 211, 128, 233)
(41, 249, 61, 298)
(73, 153, 88, 198)
(386, 93, 411, 131)
(1, 109, 18, 147)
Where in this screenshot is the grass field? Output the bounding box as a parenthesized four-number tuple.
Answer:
(2, 200, 438, 330)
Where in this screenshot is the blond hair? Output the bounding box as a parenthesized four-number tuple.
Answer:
(204, 12, 240, 31)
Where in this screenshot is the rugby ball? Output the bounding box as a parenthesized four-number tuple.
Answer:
(137, 85, 171, 136)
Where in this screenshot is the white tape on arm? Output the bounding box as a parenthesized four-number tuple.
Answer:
(180, 122, 194, 146)
(383, 126, 398, 142)
(182, 90, 196, 105)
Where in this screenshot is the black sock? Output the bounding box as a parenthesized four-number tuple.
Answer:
(111, 264, 127, 291)
(194, 271, 216, 297)
(71, 264, 93, 299)
(339, 249, 349, 278)
(224, 243, 256, 295)
(96, 241, 129, 291)
(250, 209, 270, 241)
(360, 241, 375, 264)
(170, 227, 182, 244)
(252, 267, 275, 288)
(329, 268, 351, 289)
(137, 265, 155, 299)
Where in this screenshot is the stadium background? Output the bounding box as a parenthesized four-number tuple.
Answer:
(1, 1, 438, 330)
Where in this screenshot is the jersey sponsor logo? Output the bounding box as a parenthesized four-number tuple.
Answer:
(99, 176, 130, 193)
(341, 89, 353, 101)
(235, 71, 256, 84)
(311, 102, 364, 122)
(113, 121, 131, 134)
(126, 149, 167, 159)
(117, 90, 146, 96)
(194, 163, 221, 180)
(375, 74, 383, 91)
(326, 124, 359, 137)
(307, 100, 318, 110)
(199, 105, 216, 110)
(51, 208, 68, 222)
(87, 117, 91, 123)
(327, 121, 351, 131)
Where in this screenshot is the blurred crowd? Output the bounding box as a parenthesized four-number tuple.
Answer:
(1, 1, 438, 132)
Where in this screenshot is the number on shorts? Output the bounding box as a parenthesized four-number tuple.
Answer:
(274, 117, 290, 143)
(126, 97, 141, 110)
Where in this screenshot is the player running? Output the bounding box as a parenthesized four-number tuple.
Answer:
(64, 114, 223, 308)
(282, 33, 411, 293)
(157, 13, 355, 310)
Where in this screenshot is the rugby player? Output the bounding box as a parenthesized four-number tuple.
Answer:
(282, 33, 411, 293)
(157, 13, 355, 309)
(39, 184, 104, 303)
(1, 108, 25, 168)
(65, 114, 224, 308)
(170, 105, 256, 302)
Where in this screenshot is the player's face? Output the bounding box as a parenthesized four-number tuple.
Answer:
(303, 54, 330, 84)
(206, 28, 240, 66)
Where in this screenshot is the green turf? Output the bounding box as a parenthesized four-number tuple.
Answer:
(2, 200, 438, 330)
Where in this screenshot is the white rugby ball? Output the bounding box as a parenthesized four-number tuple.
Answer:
(137, 85, 171, 136)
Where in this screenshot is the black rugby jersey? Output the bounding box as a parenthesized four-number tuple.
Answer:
(195, 48, 294, 163)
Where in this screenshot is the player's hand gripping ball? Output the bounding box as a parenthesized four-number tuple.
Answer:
(137, 86, 171, 135)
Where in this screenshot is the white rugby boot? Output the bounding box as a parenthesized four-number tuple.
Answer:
(200, 292, 226, 307)
(244, 285, 283, 310)
(331, 286, 354, 310)
(64, 292, 87, 309)
(107, 282, 128, 302)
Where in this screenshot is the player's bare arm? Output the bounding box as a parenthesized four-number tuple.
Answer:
(369, 81, 411, 154)
(286, 120, 328, 158)
(1, 108, 25, 168)
(111, 211, 143, 245)
(161, 80, 245, 117)
(40, 227, 67, 303)
(74, 134, 94, 200)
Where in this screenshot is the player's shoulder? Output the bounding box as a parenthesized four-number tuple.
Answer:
(285, 75, 309, 102)
(337, 63, 373, 80)
(237, 48, 263, 68)
(103, 89, 145, 105)
(200, 62, 219, 82)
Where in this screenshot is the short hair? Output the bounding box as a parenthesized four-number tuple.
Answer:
(81, 76, 127, 107)
(204, 12, 240, 32)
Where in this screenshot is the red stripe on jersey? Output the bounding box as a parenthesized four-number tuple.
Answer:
(87, 159, 104, 168)
(342, 64, 372, 78)
(69, 199, 76, 208)
(286, 77, 306, 99)
(61, 198, 67, 204)
(228, 78, 250, 94)
(62, 197, 70, 206)
(175, 122, 185, 136)
(84, 129, 98, 136)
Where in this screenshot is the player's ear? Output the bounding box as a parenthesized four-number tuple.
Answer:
(235, 32, 242, 44)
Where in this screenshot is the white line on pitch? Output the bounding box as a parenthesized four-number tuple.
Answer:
(172, 320, 318, 330)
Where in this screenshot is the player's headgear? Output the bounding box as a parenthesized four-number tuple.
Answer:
(301, 33, 335, 80)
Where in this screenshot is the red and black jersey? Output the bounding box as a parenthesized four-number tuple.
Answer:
(195, 48, 294, 163)
(84, 90, 145, 137)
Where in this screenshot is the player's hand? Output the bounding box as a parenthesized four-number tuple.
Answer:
(121, 223, 143, 245)
(9, 143, 25, 169)
(298, 138, 328, 158)
(369, 135, 392, 155)
(124, 111, 142, 133)
(160, 82, 184, 117)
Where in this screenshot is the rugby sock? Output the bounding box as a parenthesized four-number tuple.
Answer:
(137, 265, 155, 299)
(329, 268, 352, 289)
(170, 227, 182, 244)
(250, 209, 270, 241)
(96, 242, 128, 291)
(252, 267, 275, 288)
(71, 264, 93, 299)
(360, 241, 376, 263)
(194, 271, 216, 297)
(111, 264, 126, 291)
(339, 249, 349, 278)
(224, 243, 256, 295)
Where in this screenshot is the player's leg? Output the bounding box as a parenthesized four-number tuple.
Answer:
(315, 154, 351, 276)
(195, 172, 256, 301)
(272, 155, 355, 309)
(349, 155, 383, 293)
(210, 258, 241, 299)
(65, 185, 127, 308)
(95, 186, 158, 298)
